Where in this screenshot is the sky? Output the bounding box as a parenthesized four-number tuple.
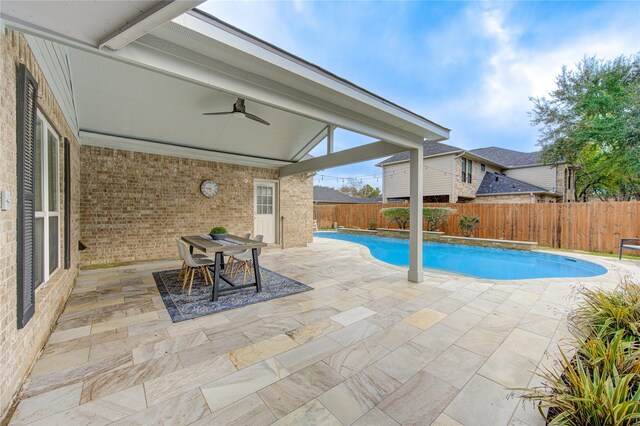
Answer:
(199, 1, 640, 190)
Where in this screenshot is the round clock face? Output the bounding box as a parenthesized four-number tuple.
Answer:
(200, 180, 219, 198)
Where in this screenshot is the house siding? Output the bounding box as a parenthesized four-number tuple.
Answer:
(382, 154, 456, 200)
(382, 162, 411, 199)
(505, 165, 557, 193)
(79, 146, 312, 265)
(0, 29, 81, 420)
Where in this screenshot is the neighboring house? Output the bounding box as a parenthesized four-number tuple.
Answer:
(377, 142, 577, 203)
(314, 185, 382, 204)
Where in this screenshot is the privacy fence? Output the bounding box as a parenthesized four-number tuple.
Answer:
(313, 202, 640, 255)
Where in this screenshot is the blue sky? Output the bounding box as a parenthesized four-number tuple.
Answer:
(200, 1, 640, 189)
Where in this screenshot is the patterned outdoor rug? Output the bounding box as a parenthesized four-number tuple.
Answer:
(153, 266, 312, 322)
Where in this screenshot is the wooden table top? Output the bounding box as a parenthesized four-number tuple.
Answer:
(181, 234, 267, 253)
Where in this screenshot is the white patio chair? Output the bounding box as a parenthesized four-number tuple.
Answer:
(231, 234, 264, 283)
(313, 219, 318, 231)
(176, 238, 209, 282)
(223, 232, 251, 274)
(176, 239, 215, 295)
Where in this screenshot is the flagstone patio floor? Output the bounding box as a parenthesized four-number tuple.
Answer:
(8, 238, 639, 425)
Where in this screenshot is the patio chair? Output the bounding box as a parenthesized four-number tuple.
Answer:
(313, 219, 318, 231)
(619, 238, 640, 259)
(223, 232, 252, 275)
(231, 234, 264, 283)
(176, 239, 215, 295)
(176, 238, 209, 282)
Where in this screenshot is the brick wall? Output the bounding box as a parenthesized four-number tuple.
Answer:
(80, 147, 313, 265)
(0, 30, 80, 419)
(280, 174, 314, 248)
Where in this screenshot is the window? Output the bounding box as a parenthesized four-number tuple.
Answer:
(35, 111, 60, 287)
(567, 169, 572, 190)
(461, 158, 472, 183)
(481, 163, 486, 172)
(256, 185, 273, 215)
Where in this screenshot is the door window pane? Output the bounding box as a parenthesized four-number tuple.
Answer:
(35, 118, 43, 212)
(48, 130, 58, 211)
(35, 218, 44, 287)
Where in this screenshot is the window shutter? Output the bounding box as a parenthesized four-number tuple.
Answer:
(16, 63, 38, 329)
(64, 138, 71, 269)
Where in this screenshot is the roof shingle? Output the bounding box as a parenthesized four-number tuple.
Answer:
(476, 172, 557, 195)
(469, 146, 542, 168)
(313, 186, 381, 203)
(376, 141, 462, 166)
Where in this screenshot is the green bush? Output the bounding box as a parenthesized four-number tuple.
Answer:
(381, 207, 411, 229)
(209, 226, 228, 234)
(424, 207, 456, 231)
(572, 279, 640, 342)
(523, 278, 640, 425)
(368, 221, 377, 230)
(458, 215, 480, 237)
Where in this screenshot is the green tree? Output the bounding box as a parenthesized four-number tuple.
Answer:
(530, 54, 640, 201)
(340, 182, 381, 198)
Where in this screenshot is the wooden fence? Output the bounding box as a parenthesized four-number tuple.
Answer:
(313, 202, 640, 255)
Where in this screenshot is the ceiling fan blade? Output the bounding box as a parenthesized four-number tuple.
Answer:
(201, 111, 233, 116)
(244, 113, 271, 126)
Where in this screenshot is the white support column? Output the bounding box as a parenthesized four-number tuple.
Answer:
(327, 125, 335, 156)
(408, 145, 424, 283)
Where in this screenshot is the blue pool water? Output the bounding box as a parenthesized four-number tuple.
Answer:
(314, 232, 607, 280)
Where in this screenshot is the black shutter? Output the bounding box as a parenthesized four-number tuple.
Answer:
(64, 138, 71, 269)
(16, 63, 38, 329)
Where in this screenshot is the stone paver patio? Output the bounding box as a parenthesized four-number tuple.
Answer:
(9, 238, 639, 425)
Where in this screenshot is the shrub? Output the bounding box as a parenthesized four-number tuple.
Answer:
(368, 221, 377, 230)
(458, 215, 480, 237)
(522, 278, 640, 425)
(572, 278, 640, 342)
(381, 207, 411, 229)
(424, 207, 456, 231)
(209, 226, 228, 234)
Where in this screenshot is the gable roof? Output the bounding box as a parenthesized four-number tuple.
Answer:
(376, 141, 462, 166)
(313, 186, 381, 203)
(469, 147, 542, 168)
(476, 172, 559, 196)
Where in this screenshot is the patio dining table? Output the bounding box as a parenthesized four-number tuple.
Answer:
(181, 234, 267, 301)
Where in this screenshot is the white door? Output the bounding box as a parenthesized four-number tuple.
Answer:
(254, 182, 277, 243)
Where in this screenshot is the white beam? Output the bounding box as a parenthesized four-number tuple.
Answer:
(290, 126, 328, 162)
(99, 1, 205, 50)
(79, 131, 292, 169)
(280, 141, 407, 177)
(408, 145, 424, 283)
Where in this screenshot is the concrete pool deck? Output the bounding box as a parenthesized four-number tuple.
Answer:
(8, 238, 639, 425)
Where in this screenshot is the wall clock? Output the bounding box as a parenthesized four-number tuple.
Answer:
(200, 180, 219, 198)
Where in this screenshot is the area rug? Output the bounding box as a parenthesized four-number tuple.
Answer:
(153, 267, 312, 322)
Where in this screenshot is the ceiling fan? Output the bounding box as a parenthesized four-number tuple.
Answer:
(202, 98, 270, 126)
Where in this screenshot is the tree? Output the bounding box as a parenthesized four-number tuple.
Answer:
(424, 207, 456, 231)
(340, 182, 381, 198)
(530, 54, 640, 201)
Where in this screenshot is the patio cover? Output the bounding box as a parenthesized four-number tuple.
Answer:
(1, 1, 451, 281)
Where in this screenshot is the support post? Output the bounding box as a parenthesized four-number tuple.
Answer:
(408, 145, 424, 282)
(327, 125, 334, 156)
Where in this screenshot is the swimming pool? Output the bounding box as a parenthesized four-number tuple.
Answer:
(314, 232, 607, 280)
